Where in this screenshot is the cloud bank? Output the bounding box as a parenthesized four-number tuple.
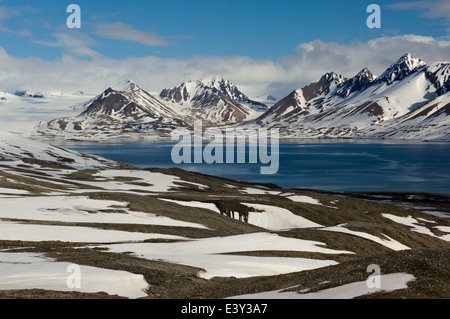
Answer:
(1, 34, 450, 99)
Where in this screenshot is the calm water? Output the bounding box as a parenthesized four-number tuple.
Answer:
(56, 139, 450, 194)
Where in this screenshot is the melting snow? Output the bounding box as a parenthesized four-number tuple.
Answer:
(99, 232, 353, 279)
(0, 252, 148, 299)
(286, 195, 322, 206)
(383, 214, 450, 241)
(322, 224, 410, 251)
(240, 187, 281, 195)
(242, 203, 323, 230)
(228, 273, 415, 299)
(0, 196, 206, 229)
(89, 170, 207, 192)
(0, 220, 185, 243)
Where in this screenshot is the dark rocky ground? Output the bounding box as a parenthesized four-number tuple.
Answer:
(0, 161, 449, 300)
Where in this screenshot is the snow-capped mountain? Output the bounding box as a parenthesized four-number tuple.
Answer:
(81, 79, 177, 120)
(358, 90, 450, 140)
(200, 77, 270, 112)
(35, 77, 270, 140)
(35, 80, 190, 140)
(376, 53, 427, 85)
(335, 68, 376, 99)
(252, 54, 450, 141)
(159, 77, 268, 124)
(255, 72, 346, 124)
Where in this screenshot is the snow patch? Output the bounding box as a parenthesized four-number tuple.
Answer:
(322, 224, 410, 251)
(241, 203, 323, 230)
(0, 220, 184, 243)
(0, 252, 148, 298)
(228, 273, 415, 299)
(383, 214, 450, 241)
(99, 232, 353, 279)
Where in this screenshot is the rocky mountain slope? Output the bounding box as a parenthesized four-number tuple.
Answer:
(35, 80, 191, 140)
(35, 78, 270, 140)
(159, 77, 265, 124)
(0, 131, 449, 299)
(253, 54, 450, 141)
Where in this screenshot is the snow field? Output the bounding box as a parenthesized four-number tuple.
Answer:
(0, 220, 185, 243)
(99, 232, 352, 279)
(0, 195, 207, 229)
(0, 252, 148, 298)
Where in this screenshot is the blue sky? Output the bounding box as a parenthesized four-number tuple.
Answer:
(1, 0, 450, 97)
(1, 0, 448, 60)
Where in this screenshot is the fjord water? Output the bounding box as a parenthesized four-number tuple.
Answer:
(56, 140, 450, 194)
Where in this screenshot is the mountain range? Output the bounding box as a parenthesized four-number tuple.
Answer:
(35, 77, 271, 140)
(254, 53, 450, 141)
(34, 54, 450, 141)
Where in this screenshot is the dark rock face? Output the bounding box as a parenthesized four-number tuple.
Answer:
(425, 63, 450, 96)
(377, 53, 426, 85)
(302, 72, 346, 101)
(336, 68, 375, 98)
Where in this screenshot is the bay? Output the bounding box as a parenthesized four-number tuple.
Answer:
(55, 139, 450, 194)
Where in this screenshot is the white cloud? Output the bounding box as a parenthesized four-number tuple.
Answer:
(388, 0, 450, 21)
(387, 1, 432, 10)
(35, 32, 102, 59)
(1, 35, 450, 99)
(93, 22, 168, 46)
(284, 35, 450, 84)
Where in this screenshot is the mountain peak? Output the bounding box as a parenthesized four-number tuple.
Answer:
(379, 53, 427, 84)
(198, 76, 247, 99)
(396, 53, 426, 69)
(301, 72, 346, 101)
(200, 76, 227, 86)
(357, 67, 374, 78)
(399, 52, 417, 62)
(321, 72, 346, 84)
(335, 68, 375, 98)
(81, 79, 176, 121)
(112, 79, 139, 92)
